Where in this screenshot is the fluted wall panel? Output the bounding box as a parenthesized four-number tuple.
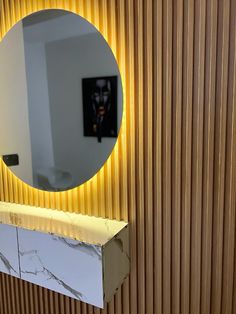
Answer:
(0, 0, 235, 313)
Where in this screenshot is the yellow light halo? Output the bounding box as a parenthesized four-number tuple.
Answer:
(0, 3, 127, 224)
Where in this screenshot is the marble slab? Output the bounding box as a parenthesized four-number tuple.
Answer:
(103, 224, 130, 302)
(0, 224, 20, 278)
(18, 228, 104, 307)
(0, 202, 130, 308)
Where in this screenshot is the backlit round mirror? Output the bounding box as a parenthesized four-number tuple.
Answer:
(0, 9, 123, 191)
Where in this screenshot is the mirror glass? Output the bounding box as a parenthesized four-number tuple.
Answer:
(0, 9, 123, 191)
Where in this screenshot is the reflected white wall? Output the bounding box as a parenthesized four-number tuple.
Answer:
(24, 42, 55, 185)
(45, 33, 122, 185)
(0, 22, 33, 185)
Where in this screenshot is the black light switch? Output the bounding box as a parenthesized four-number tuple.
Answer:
(2, 154, 19, 167)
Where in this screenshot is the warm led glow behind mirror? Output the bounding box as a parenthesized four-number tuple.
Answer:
(0, 9, 123, 191)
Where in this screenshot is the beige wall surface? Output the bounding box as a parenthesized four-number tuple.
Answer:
(0, 1, 235, 314)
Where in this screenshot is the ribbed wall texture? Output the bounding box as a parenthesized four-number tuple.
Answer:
(0, 0, 235, 313)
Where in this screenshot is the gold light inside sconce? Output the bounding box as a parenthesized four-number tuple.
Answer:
(0, 2, 128, 228)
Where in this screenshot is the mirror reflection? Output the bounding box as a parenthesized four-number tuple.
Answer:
(0, 10, 123, 191)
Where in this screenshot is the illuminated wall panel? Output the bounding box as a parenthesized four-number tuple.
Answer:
(0, 0, 236, 313)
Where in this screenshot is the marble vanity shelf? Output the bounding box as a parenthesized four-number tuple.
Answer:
(0, 201, 129, 308)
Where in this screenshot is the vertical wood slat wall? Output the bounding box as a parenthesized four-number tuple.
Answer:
(0, 0, 235, 313)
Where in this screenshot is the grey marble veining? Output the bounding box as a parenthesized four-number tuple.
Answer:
(0, 251, 18, 276)
(53, 236, 102, 260)
(0, 205, 130, 309)
(20, 250, 83, 300)
(0, 224, 20, 278)
(18, 228, 103, 307)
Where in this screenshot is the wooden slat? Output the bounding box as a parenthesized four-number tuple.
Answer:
(172, 0, 183, 313)
(124, 0, 136, 313)
(221, 0, 236, 313)
(153, 0, 163, 313)
(181, 1, 194, 313)
(0, 0, 236, 313)
(211, 1, 231, 314)
(190, 1, 206, 314)
(162, 0, 172, 313)
(134, 0, 145, 313)
(143, 0, 153, 313)
(200, 1, 217, 314)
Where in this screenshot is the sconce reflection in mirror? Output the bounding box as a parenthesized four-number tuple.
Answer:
(83, 76, 118, 143)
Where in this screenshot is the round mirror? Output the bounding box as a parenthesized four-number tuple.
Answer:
(0, 9, 123, 191)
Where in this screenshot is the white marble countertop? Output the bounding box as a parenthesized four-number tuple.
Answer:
(0, 201, 128, 246)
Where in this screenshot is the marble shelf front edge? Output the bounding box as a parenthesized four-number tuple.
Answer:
(0, 201, 130, 308)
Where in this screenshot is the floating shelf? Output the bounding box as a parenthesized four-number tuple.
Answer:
(0, 202, 129, 308)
